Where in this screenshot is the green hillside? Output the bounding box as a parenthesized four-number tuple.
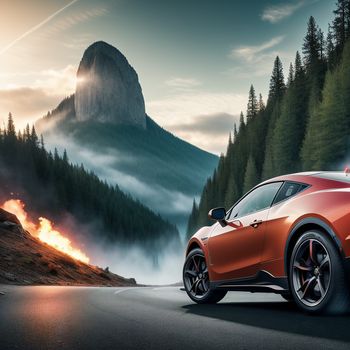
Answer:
(37, 97, 218, 232)
(188, 1, 350, 235)
(55, 115, 218, 195)
(0, 117, 180, 251)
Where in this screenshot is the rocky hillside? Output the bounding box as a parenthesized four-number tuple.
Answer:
(0, 208, 136, 286)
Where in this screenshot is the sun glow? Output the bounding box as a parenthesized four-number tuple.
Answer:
(1, 199, 90, 264)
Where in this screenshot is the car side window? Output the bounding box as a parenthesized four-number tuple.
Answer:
(228, 182, 282, 220)
(273, 181, 307, 205)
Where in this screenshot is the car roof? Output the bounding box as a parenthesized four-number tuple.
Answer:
(261, 171, 350, 186)
(260, 171, 319, 184)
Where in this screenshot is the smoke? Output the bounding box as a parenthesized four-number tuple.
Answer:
(33, 129, 193, 284)
(86, 239, 185, 285)
(50, 213, 186, 285)
(37, 211, 186, 285)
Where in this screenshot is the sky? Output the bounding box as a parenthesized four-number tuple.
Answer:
(0, 0, 335, 154)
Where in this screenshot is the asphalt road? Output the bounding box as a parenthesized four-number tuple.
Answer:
(0, 285, 350, 350)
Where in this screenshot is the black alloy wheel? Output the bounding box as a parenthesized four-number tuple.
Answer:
(183, 248, 226, 304)
(292, 238, 331, 307)
(289, 230, 350, 314)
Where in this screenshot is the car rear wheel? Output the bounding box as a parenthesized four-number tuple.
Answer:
(289, 230, 350, 315)
(183, 248, 227, 304)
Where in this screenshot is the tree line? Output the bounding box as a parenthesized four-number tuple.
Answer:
(0, 115, 179, 250)
(188, 0, 350, 235)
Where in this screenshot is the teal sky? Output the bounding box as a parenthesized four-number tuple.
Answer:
(0, 0, 336, 153)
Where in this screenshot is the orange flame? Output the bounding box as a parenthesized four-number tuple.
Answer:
(1, 199, 90, 264)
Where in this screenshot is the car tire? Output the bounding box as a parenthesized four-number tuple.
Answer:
(183, 248, 227, 304)
(289, 230, 350, 315)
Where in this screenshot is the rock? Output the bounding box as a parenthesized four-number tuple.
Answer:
(0, 208, 21, 225)
(75, 41, 146, 128)
(3, 272, 16, 282)
(0, 292, 5, 296)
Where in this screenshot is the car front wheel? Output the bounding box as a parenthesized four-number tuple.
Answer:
(183, 248, 226, 304)
(289, 230, 350, 315)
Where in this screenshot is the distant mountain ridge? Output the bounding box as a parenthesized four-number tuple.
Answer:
(37, 41, 218, 230)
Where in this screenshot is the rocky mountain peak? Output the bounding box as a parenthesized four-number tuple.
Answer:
(75, 41, 146, 128)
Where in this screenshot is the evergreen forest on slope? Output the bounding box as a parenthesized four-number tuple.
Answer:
(188, 0, 350, 235)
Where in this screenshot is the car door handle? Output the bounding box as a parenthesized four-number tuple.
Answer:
(250, 220, 263, 228)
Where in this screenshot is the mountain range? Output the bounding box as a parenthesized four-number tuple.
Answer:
(37, 41, 218, 231)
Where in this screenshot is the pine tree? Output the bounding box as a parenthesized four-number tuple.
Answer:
(318, 28, 326, 61)
(243, 154, 259, 193)
(24, 124, 30, 141)
(271, 59, 309, 175)
(268, 56, 286, 105)
(246, 85, 258, 121)
(332, 0, 347, 51)
(258, 93, 265, 111)
(40, 134, 45, 149)
(30, 125, 39, 146)
(295, 51, 303, 77)
(262, 57, 286, 179)
(7, 113, 16, 138)
(239, 111, 245, 131)
(303, 40, 350, 169)
(63, 149, 69, 163)
(327, 24, 336, 69)
(54, 148, 59, 162)
(303, 16, 321, 68)
(287, 63, 295, 87)
(233, 123, 238, 139)
(187, 199, 199, 236)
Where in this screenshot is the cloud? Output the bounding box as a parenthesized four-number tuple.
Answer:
(0, 87, 60, 127)
(32, 65, 77, 96)
(170, 112, 240, 154)
(0, 65, 77, 127)
(147, 91, 246, 124)
(171, 113, 237, 136)
(146, 89, 246, 154)
(226, 36, 293, 79)
(165, 77, 201, 91)
(261, 1, 305, 23)
(230, 36, 284, 62)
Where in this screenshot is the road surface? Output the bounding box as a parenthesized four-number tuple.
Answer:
(0, 285, 349, 349)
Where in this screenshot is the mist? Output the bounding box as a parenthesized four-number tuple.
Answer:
(86, 240, 185, 285)
(42, 129, 196, 236)
(55, 214, 186, 285)
(33, 129, 195, 284)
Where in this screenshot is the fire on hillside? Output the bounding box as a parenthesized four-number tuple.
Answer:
(0, 199, 90, 264)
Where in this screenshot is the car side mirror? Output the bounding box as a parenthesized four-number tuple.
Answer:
(208, 207, 227, 227)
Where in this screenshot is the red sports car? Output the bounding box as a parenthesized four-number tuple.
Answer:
(183, 172, 350, 314)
